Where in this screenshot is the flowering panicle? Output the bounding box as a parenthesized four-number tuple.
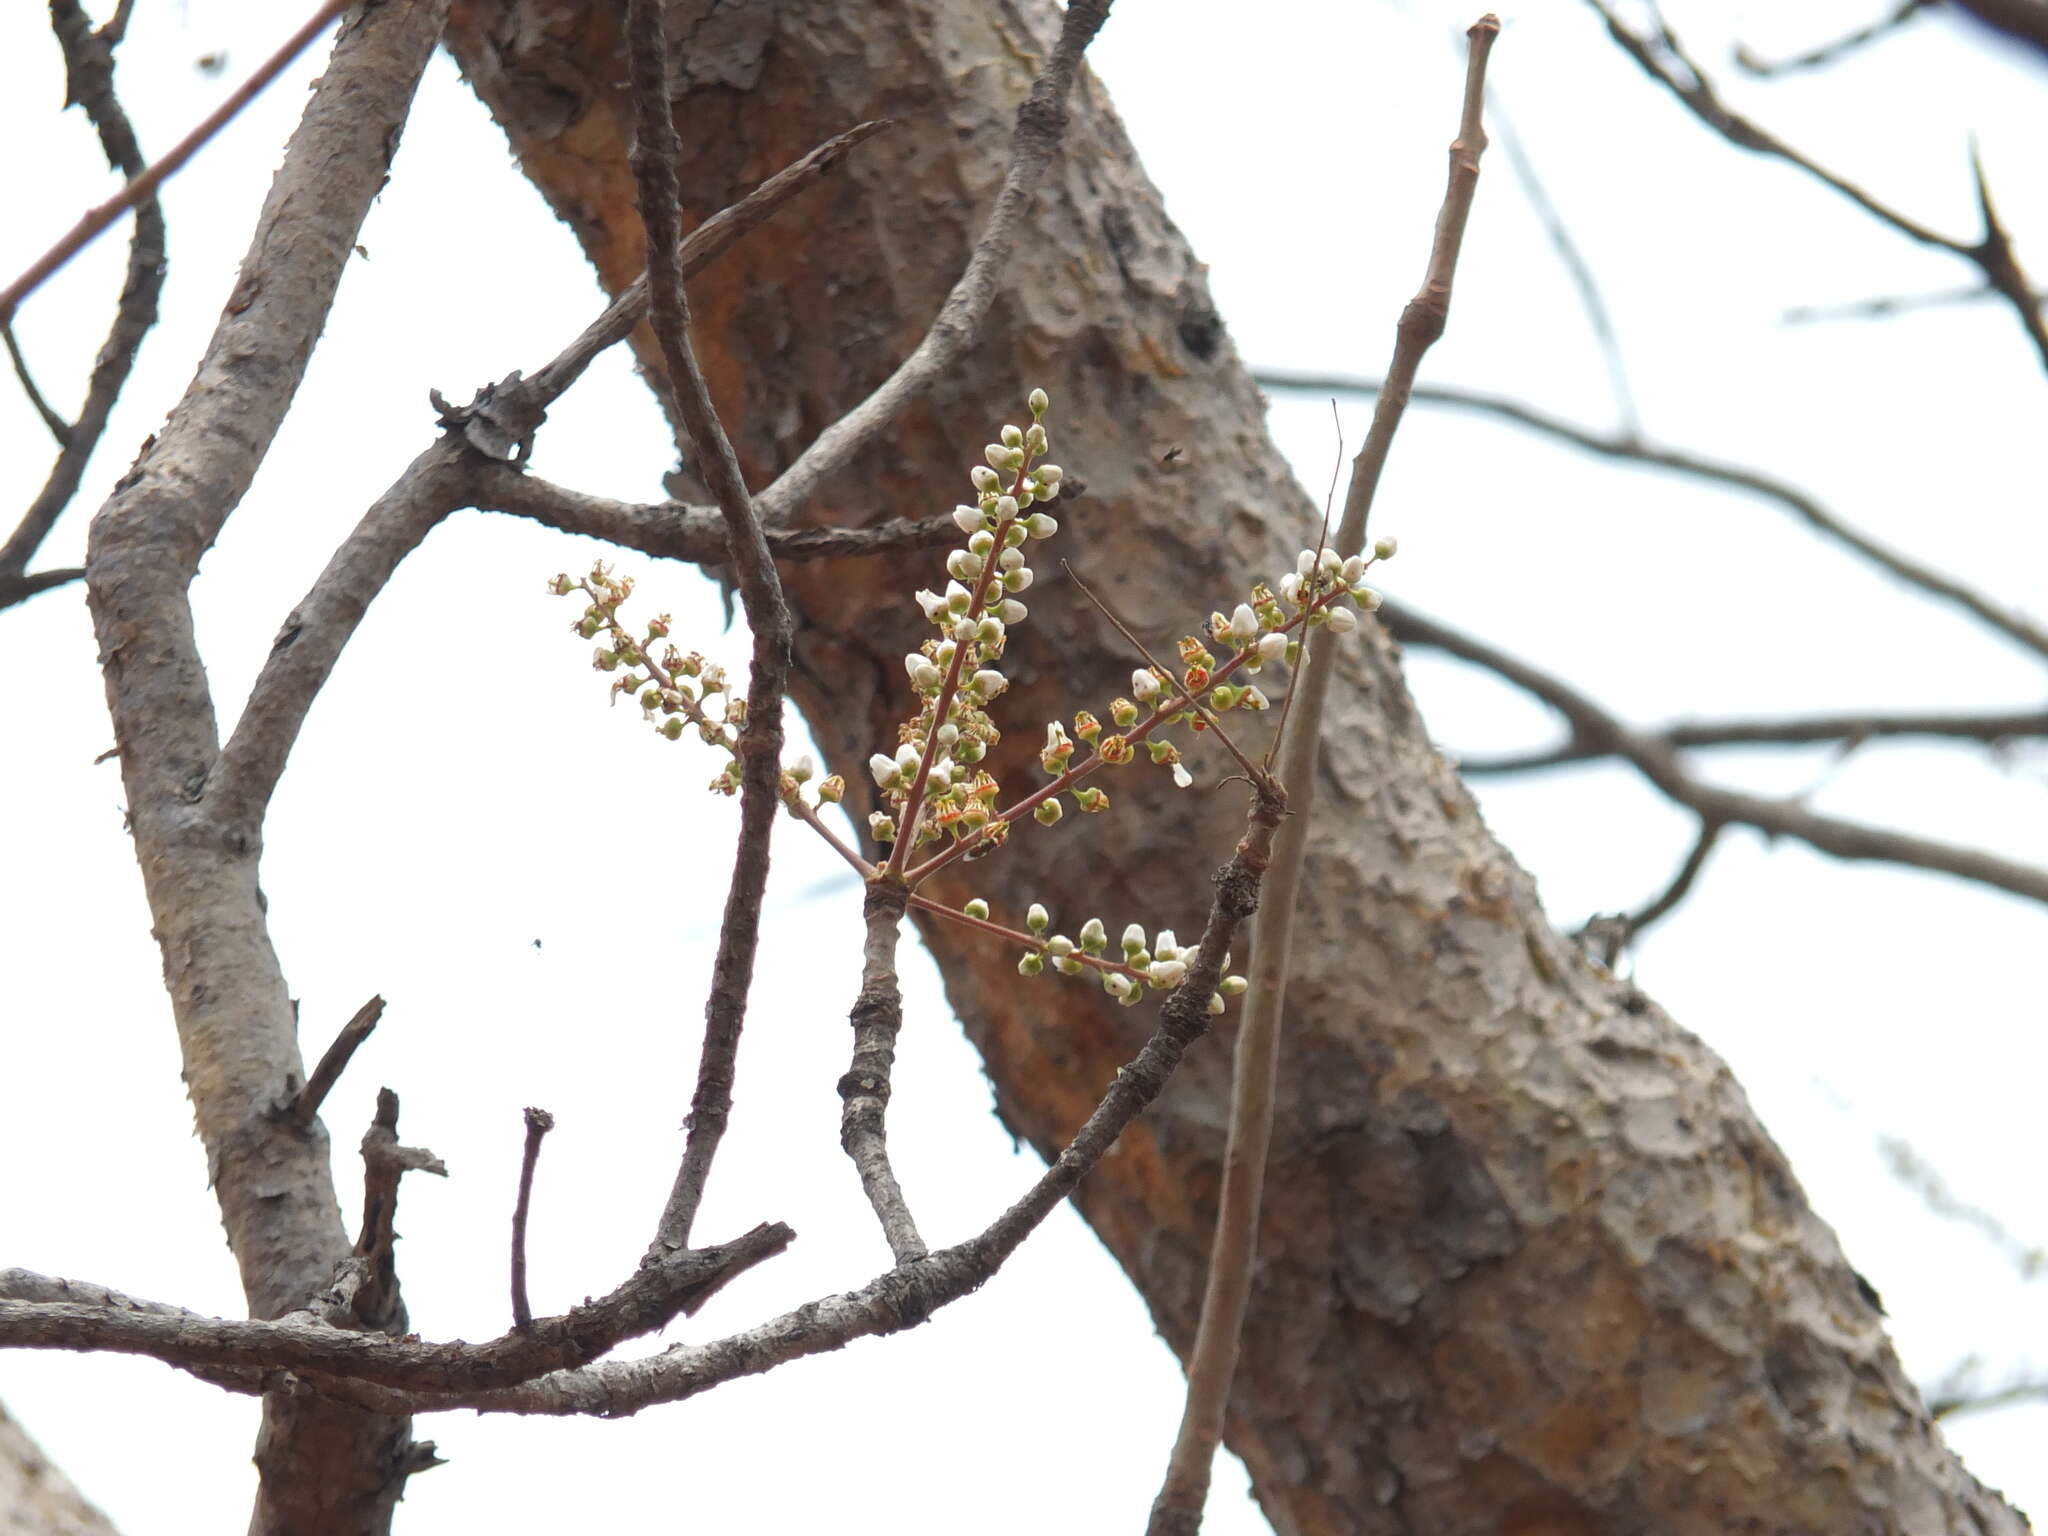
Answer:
(550, 389, 1401, 1020)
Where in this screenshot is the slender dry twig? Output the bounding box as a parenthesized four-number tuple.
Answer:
(1255, 371, 2048, 665)
(1487, 91, 1638, 440)
(353, 1089, 445, 1330)
(0, 0, 352, 325)
(1781, 282, 2041, 325)
(510, 1108, 555, 1331)
(748, 0, 1116, 530)
(1584, 0, 2048, 375)
(3, 319, 70, 447)
(621, 0, 794, 1257)
(293, 995, 385, 1126)
(1734, 0, 1929, 76)
(1579, 818, 1724, 965)
(1150, 21, 1499, 1534)
(0, 784, 1280, 1419)
(839, 880, 928, 1264)
(1455, 707, 2048, 776)
(1929, 1370, 2048, 1422)
(2, 1, 167, 613)
(1384, 596, 2048, 906)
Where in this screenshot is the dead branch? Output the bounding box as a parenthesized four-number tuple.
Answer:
(292, 996, 385, 1126)
(1383, 596, 2048, 905)
(1734, 1, 1930, 77)
(1585, 0, 2048, 375)
(1255, 370, 2048, 664)
(510, 1108, 555, 1331)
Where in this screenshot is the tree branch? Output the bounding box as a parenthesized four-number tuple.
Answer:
(1585, 0, 2048, 375)
(1, 0, 166, 612)
(838, 879, 927, 1264)
(747, 0, 1116, 530)
(1255, 370, 2048, 664)
(292, 995, 385, 1127)
(1383, 596, 2048, 906)
(510, 1108, 555, 1331)
(1150, 19, 1497, 1532)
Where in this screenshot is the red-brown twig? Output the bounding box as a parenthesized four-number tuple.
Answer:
(0, 0, 353, 325)
(510, 1108, 555, 1331)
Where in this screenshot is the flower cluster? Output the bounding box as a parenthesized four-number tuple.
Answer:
(551, 389, 1401, 1021)
(548, 562, 844, 810)
(866, 388, 1063, 856)
(992, 899, 1248, 1012)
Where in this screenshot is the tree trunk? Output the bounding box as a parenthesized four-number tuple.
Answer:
(0, 1400, 119, 1536)
(442, 3, 2026, 1531)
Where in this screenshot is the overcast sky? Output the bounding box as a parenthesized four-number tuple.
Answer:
(3, 2, 2045, 1531)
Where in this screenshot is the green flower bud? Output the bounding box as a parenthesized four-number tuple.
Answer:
(965, 897, 990, 920)
(1034, 797, 1064, 826)
(1018, 952, 1045, 977)
(1027, 903, 1051, 933)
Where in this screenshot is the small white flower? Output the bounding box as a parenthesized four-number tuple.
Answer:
(1045, 721, 1070, 752)
(1172, 761, 1193, 788)
(868, 753, 899, 788)
(1257, 632, 1288, 664)
(1228, 603, 1259, 644)
(1132, 669, 1161, 701)
(1320, 548, 1344, 576)
(896, 742, 923, 775)
(971, 668, 1008, 698)
(1326, 606, 1358, 634)
(1277, 572, 1303, 604)
(1033, 475, 1061, 501)
(953, 505, 984, 534)
(927, 758, 954, 791)
(1147, 959, 1187, 989)
(915, 588, 947, 621)
(1241, 686, 1271, 710)
(1296, 548, 1318, 577)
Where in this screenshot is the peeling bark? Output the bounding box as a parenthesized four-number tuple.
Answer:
(440, 3, 2028, 1531)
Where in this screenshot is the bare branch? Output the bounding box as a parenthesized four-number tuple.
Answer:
(1255, 370, 2048, 664)
(2, 318, 70, 447)
(293, 996, 385, 1127)
(838, 880, 927, 1265)
(1384, 597, 2048, 906)
(1456, 708, 2048, 776)
(621, 0, 793, 1257)
(1781, 282, 2043, 325)
(353, 1089, 445, 1331)
(1, 1, 166, 611)
(1734, 1, 1930, 77)
(510, 1108, 555, 1332)
(748, 0, 1116, 530)
(0, 0, 353, 325)
(1579, 819, 1725, 967)
(1151, 19, 1498, 1532)
(1585, 0, 2048, 375)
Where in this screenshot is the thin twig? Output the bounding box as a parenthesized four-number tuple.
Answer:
(3, 319, 70, 446)
(623, 0, 795, 1257)
(748, 0, 1116, 529)
(1585, 0, 2048, 376)
(510, 1108, 555, 1331)
(1733, 0, 1929, 77)
(293, 995, 385, 1126)
(839, 880, 927, 1264)
(1579, 819, 1724, 966)
(1149, 21, 1499, 1534)
(0, 783, 1281, 1418)
(1781, 283, 2038, 325)
(0, 0, 352, 324)
(1254, 371, 2048, 665)
(2, 1, 167, 608)
(1384, 596, 2048, 906)
(1454, 708, 2048, 776)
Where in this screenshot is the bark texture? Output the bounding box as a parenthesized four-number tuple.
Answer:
(0, 1402, 118, 1536)
(443, 3, 2028, 1531)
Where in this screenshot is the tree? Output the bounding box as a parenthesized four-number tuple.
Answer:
(3, 1, 2042, 1532)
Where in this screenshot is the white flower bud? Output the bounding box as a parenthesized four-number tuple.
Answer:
(945, 581, 973, 614)
(997, 546, 1025, 571)
(1122, 922, 1147, 953)
(1024, 513, 1059, 540)
(1046, 934, 1075, 957)
(1278, 572, 1303, 604)
(1032, 474, 1060, 502)
(1228, 603, 1259, 644)
(789, 754, 815, 783)
(971, 668, 1008, 698)
(1034, 463, 1063, 484)
(1103, 972, 1135, 1000)
(1354, 586, 1383, 611)
(995, 495, 1020, 522)
(971, 465, 1001, 494)
(1079, 917, 1107, 949)
(1341, 554, 1366, 585)
(1001, 424, 1025, 449)
(1208, 993, 1226, 1016)
(1374, 535, 1398, 560)
(1024, 423, 1048, 455)
(1019, 953, 1045, 977)
(953, 505, 984, 534)
(1320, 548, 1344, 575)
(1028, 903, 1051, 932)
(937, 722, 960, 746)
(985, 444, 1010, 470)
(999, 599, 1028, 625)
(1257, 632, 1289, 664)
(896, 742, 923, 775)
(1132, 669, 1161, 701)
(1147, 959, 1187, 989)
(1154, 930, 1179, 958)
(1297, 548, 1318, 577)
(1220, 975, 1249, 997)
(869, 753, 900, 788)
(915, 588, 947, 621)
(977, 615, 1006, 646)
(927, 758, 954, 791)
(964, 896, 988, 919)
(1326, 606, 1359, 634)
(1028, 387, 1050, 415)
(1172, 762, 1193, 788)
(946, 550, 980, 582)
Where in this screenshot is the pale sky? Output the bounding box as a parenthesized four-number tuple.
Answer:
(3, 2, 2044, 1531)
